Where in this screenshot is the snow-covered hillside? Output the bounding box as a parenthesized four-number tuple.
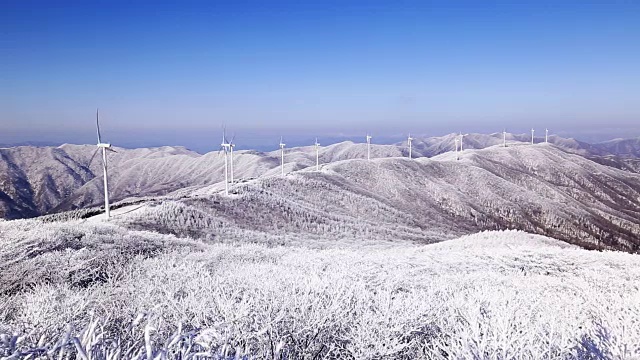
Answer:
(2, 135, 640, 249)
(98, 144, 640, 252)
(394, 132, 600, 157)
(0, 218, 638, 359)
(1, 141, 407, 219)
(594, 137, 640, 158)
(0, 144, 278, 219)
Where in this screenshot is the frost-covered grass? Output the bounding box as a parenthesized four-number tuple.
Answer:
(0, 220, 639, 359)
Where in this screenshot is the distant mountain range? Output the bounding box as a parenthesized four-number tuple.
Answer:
(396, 132, 640, 158)
(2, 134, 640, 252)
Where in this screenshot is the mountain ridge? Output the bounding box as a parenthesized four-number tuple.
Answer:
(92, 144, 640, 252)
(1, 134, 640, 247)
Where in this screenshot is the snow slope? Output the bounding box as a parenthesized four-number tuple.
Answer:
(0, 218, 638, 359)
(101, 144, 640, 252)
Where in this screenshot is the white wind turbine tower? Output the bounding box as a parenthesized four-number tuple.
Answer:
(457, 133, 468, 160)
(366, 134, 372, 161)
(279, 137, 286, 176)
(407, 134, 413, 159)
(314, 138, 320, 171)
(229, 134, 236, 184)
(545, 128, 549, 143)
(459, 133, 468, 151)
(503, 129, 507, 148)
(94, 109, 116, 219)
(220, 129, 231, 196)
(531, 128, 535, 144)
(455, 137, 460, 160)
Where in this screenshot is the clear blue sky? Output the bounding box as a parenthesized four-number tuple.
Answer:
(2, 0, 639, 152)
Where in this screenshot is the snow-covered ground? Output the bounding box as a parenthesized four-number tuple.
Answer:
(0, 219, 638, 359)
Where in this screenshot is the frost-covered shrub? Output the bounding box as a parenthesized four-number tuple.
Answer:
(1, 225, 639, 359)
(0, 219, 204, 296)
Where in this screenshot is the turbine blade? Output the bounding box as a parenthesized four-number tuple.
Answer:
(96, 108, 102, 143)
(223, 125, 230, 144)
(88, 148, 101, 167)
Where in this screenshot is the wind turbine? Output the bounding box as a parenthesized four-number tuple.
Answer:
(366, 134, 372, 161)
(455, 137, 460, 160)
(94, 109, 116, 219)
(531, 128, 535, 144)
(407, 134, 413, 159)
(229, 134, 236, 184)
(279, 137, 286, 176)
(545, 128, 549, 143)
(220, 128, 231, 196)
(457, 133, 468, 160)
(459, 133, 468, 151)
(503, 129, 507, 148)
(314, 138, 320, 171)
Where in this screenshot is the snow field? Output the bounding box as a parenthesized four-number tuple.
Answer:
(0, 220, 638, 359)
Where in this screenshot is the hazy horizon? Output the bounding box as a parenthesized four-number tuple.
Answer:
(3, 1, 640, 152)
(1, 126, 638, 154)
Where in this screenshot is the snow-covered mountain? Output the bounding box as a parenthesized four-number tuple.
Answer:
(2, 145, 640, 357)
(0, 140, 425, 219)
(2, 136, 640, 253)
(93, 143, 640, 252)
(0, 144, 279, 219)
(593, 137, 640, 158)
(396, 132, 603, 157)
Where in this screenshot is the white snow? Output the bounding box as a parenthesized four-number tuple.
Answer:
(0, 219, 638, 358)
